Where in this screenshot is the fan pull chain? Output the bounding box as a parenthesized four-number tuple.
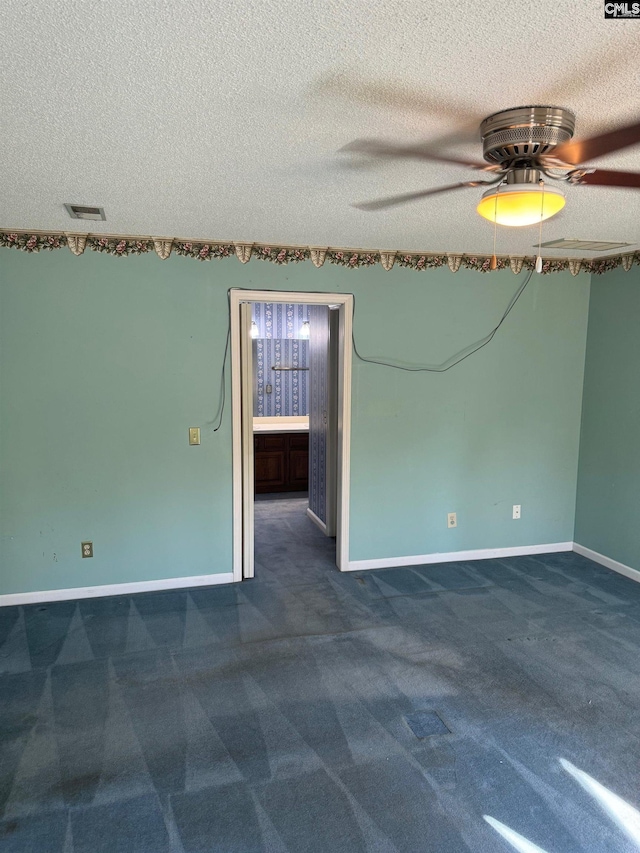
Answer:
(490, 181, 501, 270)
(535, 180, 545, 273)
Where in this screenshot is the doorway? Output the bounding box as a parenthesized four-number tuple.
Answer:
(230, 290, 353, 581)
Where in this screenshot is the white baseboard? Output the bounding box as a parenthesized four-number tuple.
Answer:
(306, 506, 328, 535)
(343, 541, 574, 572)
(573, 543, 640, 584)
(6, 542, 635, 606)
(0, 572, 235, 607)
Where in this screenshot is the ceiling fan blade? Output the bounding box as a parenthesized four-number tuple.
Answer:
(341, 139, 489, 170)
(554, 119, 640, 165)
(354, 181, 490, 212)
(573, 168, 640, 188)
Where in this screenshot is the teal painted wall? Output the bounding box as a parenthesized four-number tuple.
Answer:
(575, 265, 640, 568)
(1, 248, 590, 594)
(348, 265, 589, 560)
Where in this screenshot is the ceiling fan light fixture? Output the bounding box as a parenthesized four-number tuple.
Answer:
(477, 183, 565, 227)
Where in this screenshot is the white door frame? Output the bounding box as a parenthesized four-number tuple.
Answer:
(230, 289, 353, 581)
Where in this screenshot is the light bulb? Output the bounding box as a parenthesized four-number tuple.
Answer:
(299, 320, 310, 339)
(250, 321, 259, 339)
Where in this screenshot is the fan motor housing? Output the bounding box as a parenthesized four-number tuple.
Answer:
(480, 106, 575, 165)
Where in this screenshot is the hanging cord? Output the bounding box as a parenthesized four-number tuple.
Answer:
(211, 326, 230, 431)
(209, 272, 534, 433)
(210, 289, 232, 432)
(351, 268, 533, 373)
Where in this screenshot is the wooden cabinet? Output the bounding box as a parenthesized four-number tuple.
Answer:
(254, 432, 309, 493)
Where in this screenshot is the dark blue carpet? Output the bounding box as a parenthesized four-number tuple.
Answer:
(2, 497, 640, 851)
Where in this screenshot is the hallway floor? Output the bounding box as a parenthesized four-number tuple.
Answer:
(2, 498, 640, 851)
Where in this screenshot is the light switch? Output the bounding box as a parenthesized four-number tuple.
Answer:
(266, 384, 273, 394)
(189, 427, 201, 445)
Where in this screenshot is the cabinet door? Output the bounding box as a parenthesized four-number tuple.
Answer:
(288, 433, 309, 490)
(264, 435, 286, 451)
(255, 451, 287, 492)
(289, 449, 309, 488)
(289, 434, 308, 450)
(254, 432, 309, 493)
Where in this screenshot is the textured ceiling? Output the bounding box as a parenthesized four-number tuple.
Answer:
(2, 0, 640, 257)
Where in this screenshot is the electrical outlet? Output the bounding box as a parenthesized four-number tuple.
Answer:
(447, 512, 457, 528)
(513, 504, 521, 519)
(188, 427, 201, 446)
(81, 541, 93, 558)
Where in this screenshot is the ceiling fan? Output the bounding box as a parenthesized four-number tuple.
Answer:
(344, 106, 640, 226)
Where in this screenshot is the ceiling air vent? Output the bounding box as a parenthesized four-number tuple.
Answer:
(537, 238, 631, 252)
(64, 203, 106, 221)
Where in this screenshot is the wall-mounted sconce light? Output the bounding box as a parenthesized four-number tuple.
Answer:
(299, 320, 310, 339)
(250, 320, 259, 339)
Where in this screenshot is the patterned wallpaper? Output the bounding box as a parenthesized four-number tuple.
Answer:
(253, 303, 310, 417)
(308, 305, 330, 524)
(252, 302, 309, 339)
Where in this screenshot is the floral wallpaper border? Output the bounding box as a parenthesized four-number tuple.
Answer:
(0, 230, 637, 276)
